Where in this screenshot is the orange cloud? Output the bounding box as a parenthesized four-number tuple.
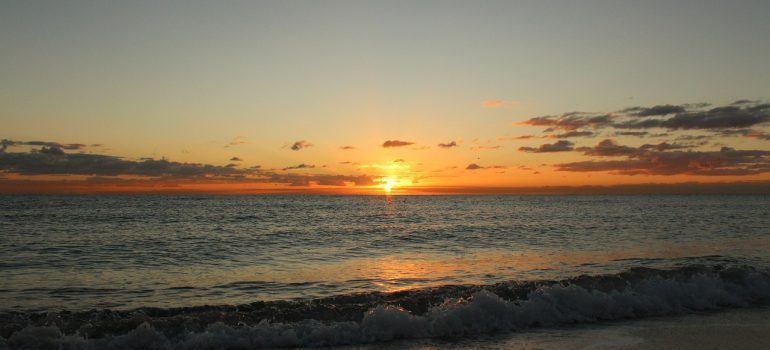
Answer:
(481, 100, 503, 108)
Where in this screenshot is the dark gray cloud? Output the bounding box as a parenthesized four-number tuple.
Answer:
(521, 101, 770, 135)
(621, 104, 687, 117)
(519, 140, 575, 153)
(382, 140, 415, 148)
(576, 139, 638, 156)
(0, 148, 379, 188)
(0, 150, 250, 178)
(498, 135, 538, 141)
(614, 131, 650, 137)
(289, 140, 312, 151)
(282, 163, 315, 171)
(717, 129, 770, 141)
(438, 141, 458, 148)
(1, 139, 96, 152)
(465, 163, 505, 170)
(638, 142, 694, 151)
(230, 157, 242, 162)
(548, 131, 595, 138)
(615, 104, 770, 130)
(521, 113, 614, 131)
(556, 144, 770, 176)
(576, 139, 702, 157)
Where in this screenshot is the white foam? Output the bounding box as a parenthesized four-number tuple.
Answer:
(3, 268, 769, 349)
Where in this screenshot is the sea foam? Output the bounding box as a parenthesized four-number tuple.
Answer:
(1, 265, 769, 349)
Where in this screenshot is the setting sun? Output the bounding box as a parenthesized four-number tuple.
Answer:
(382, 178, 395, 193)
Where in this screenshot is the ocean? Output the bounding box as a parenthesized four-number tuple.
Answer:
(1, 195, 769, 349)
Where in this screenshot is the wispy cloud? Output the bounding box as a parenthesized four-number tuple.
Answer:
(437, 141, 458, 148)
(225, 136, 247, 148)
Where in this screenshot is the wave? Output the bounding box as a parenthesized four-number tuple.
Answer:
(1, 264, 769, 349)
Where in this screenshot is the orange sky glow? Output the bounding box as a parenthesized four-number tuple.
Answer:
(2, 2, 769, 194)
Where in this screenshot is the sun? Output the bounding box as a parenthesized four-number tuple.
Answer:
(382, 178, 395, 194)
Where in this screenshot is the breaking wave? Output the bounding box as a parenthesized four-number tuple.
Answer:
(2, 264, 769, 349)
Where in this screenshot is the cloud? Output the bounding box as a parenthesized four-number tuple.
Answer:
(521, 101, 770, 135)
(225, 136, 247, 148)
(556, 140, 770, 176)
(1, 139, 93, 152)
(615, 104, 770, 130)
(393, 159, 405, 163)
(547, 131, 595, 138)
(476, 145, 501, 150)
(0, 150, 251, 178)
(230, 157, 242, 162)
(519, 140, 575, 153)
(481, 100, 504, 108)
(0, 147, 382, 189)
(382, 140, 415, 148)
(437, 141, 458, 148)
(621, 104, 687, 117)
(282, 163, 315, 171)
(731, 99, 758, 105)
(497, 135, 541, 141)
(614, 131, 650, 137)
(519, 113, 614, 131)
(576, 139, 701, 157)
(638, 142, 694, 152)
(289, 140, 313, 151)
(576, 139, 639, 157)
(465, 163, 505, 170)
(339, 145, 356, 150)
(746, 130, 770, 140)
(717, 129, 770, 141)
(254, 173, 377, 187)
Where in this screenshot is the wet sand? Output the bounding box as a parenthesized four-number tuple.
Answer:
(340, 306, 770, 350)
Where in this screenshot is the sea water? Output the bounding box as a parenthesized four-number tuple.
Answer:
(0, 195, 768, 348)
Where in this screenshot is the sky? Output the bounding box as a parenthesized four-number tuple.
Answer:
(1, 0, 770, 194)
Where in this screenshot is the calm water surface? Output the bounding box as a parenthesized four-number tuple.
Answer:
(2, 195, 768, 312)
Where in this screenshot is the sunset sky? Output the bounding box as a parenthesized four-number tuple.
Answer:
(2, 0, 770, 194)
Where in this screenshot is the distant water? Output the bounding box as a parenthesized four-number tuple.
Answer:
(1, 195, 769, 348)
